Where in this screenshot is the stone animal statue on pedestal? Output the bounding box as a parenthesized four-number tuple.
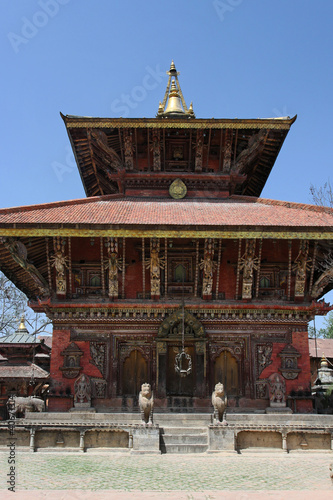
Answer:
(212, 382, 227, 425)
(139, 383, 154, 425)
(7, 396, 45, 417)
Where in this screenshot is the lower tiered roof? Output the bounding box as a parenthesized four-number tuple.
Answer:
(0, 195, 332, 237)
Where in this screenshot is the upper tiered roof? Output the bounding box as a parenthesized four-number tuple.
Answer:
(62, 61, 296, 199)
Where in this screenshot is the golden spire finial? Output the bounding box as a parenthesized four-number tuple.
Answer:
(169, 80, 179, 97)
(170, 60, 177, 74)
(157, 61, 195, 118)
(164, 80, 184, 116)
(320, 354, 328, 368)
(16, 314, 28, 333)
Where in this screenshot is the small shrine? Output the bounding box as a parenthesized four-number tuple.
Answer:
(0, 317, 50, 418)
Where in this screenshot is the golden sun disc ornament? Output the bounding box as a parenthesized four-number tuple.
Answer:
(169, 179, 187, 199)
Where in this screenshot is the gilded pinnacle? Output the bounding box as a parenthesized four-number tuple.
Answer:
(157, 61, 195, 118)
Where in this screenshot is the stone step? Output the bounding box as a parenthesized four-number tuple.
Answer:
(154, 414, 212, 426)
(162, 433, 208, 445)
(161, 426, 207, 435)
(163, 444, 208, 454)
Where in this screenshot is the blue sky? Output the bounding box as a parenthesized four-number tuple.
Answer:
(1, 0, 333, 328)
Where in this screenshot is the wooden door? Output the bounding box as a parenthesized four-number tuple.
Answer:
(122, 350, 148, 395)
(166, 345, 195, 396)
(214, 350, 239, 396)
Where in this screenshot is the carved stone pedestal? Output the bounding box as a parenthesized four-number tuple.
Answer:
(70, 405, 96, 413)
(265, 407, 292, 414)
(131, 425, 161, 454)
(207, 425, 235, 452)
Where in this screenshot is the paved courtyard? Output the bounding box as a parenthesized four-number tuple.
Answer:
(0, 450, 332, 499)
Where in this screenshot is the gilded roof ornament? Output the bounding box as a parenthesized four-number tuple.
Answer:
(169, 179, 187, 199)
(157, 61, 195, 119)
(16, 315, 29, 334)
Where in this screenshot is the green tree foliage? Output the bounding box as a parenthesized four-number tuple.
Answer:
(309, 311, 333, 339)
(0, 271, 51, 337)
(309, 181, 333, 338)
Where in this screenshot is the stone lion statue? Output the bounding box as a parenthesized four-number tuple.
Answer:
(7, 396, 45, 417)
(139, 383, 154, 425)
(212, 382, 227, 425)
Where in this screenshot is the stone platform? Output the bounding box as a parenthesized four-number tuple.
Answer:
(0, 412, 332, 454)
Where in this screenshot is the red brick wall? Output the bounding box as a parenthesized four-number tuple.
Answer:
(260, 331, 312, 412)
(260, 331, 311, 393)
(50, 329, 103, 397)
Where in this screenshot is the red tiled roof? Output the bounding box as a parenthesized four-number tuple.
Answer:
(0, 195, 332, 229)
(309, 338, 333, 359)
(0, 362, 49, 379)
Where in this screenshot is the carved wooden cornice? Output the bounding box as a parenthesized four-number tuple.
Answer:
(1, 228, 332, 240)
(63, 116, 296, 131)
(49, 306, 313, 327)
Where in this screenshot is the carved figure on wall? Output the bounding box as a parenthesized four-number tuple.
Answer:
(105, 237, 123, 298)
(257, 343, 273, 376)
(60, 342, 83, 378)
(256, 382, 268, 399)
(146, 238, 165, 297)
(293, 241, 311, 297)
(268, 373, 286, 407)
(194, 130, 203, 172)
(222, 136, 232, 173)
(7, 396, 44, 416)
(74, 374, 91, 406)
(91, 378, 107, 398)
(106, 252, 122, 297)
(199, 239, 217, 297)
(123, 129, 134, 170)
(51, 238, 69, 296)
(151, 132, 161, 171)
(90, 342, 106, 377)
(278, 344, 301, 380)
(239, 240, 259, 299)
(212, 382, 227, 425)
(158, 309, 205, 338)
(139, 383, 154, 425)
(0, 237, 49, 296)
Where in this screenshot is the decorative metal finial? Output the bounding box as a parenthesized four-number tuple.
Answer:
(169, 60, 177, 75)
(16, 314, 28, 333)
(157, 61, 195, 118)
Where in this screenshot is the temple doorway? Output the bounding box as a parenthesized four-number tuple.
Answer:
(122, 349, 148, 396)
(166, 345, 195, 396)
(214, 350, 239, 396)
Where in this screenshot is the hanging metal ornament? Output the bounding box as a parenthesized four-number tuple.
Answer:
(174, 347, 192, 377)
(174, 252, 192, 377)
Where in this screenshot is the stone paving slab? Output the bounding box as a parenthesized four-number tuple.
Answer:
(1, 492, 333, 500)
(0, 451, 332, 498)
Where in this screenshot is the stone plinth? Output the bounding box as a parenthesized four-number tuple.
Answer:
(131, 425, 160, 454)
(70, 405, 96, 413)
(207, 425, 235, 452)
(265, 407, 292, 414)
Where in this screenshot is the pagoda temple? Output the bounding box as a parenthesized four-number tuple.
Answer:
(1, 61, 333, 414)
